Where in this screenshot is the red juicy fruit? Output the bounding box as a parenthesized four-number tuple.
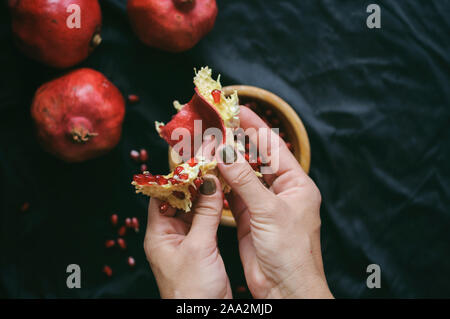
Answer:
(8, 0, 102, 68)
(127, 0, 217, 52)
(31, 68, 125, 163)
(159, 88, 226, 159)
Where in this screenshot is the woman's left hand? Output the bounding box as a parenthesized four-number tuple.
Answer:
(144, 175, 232, 299)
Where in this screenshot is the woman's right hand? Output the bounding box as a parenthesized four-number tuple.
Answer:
(217, 106, 333, 299)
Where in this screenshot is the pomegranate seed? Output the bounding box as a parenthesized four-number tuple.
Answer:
(265, 109, 273, 117)
(118, 226, 127, 237)
(140, 164, 148, 173)
(130, 150, 140, 162)
(128, 94, 140, 103)
(159, 202, 169, 214)
(20, 202, 30, 212)
(173, 191, 185, 200)
(110, 214, 118, 226)
(178, 149, 184, 156)
(223, 199, 230, 209)
(286, 142, 293, 152)
(257, 156, 262, 165)
(236, 285, 247, 293)
(131, 217, 139, 231)
(245, 143, 250, 151)
(139, 149, 148, 162)
(187, 157, 197, 167)
(178, 173, 189, 180)
(102, 265, 112, 277)
(144, 174, 156, 183)
(194, 177, 204, 189)
(211, 89, 221, 103)
(174, 166, 184, 175)
(244, 153, 250, 162)
(125, 218, 132, 228)
(155, 175, 168, 185)
(271, 118, 280, 126)
(117, 238, 127, 250)
(105, 240, 115, 248)
(128, 256, 136, 267)
(168, 178, 180, 185)
(279, 132, 286, 139)
(188, 185, 197, 199)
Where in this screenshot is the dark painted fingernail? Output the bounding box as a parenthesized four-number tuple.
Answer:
(221, 145, 237, 165)
(200, 177, 216, 195)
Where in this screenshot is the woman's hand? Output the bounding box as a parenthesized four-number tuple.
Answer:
(217, 106, 333, 299)
(144, 175, 232, 299)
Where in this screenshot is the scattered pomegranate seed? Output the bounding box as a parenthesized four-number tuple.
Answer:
(128, 94, 140, 103)
(244, 153, 250, 162)
(118, 226, 127, 237)
(279, 132, 286, 139)
(187, 157, 197, 167)
(117, 238, 127, 250)
(178, 173, 189, 180)
(105, 240, 115, 248)
(223, 199, 230, 209)
(125, 218, 132, 228)
(103, 265, 112, 277)
(139, 149, 148, 162)
(110, 214, 118, 226)
(174, 166, 184, 175)
(245, 143, 250, 151)
(211, 89, 221, 104)
(159, 202, 169, 214)
(131, 217, 139, 232)
(155, 175, 168, 185)
(128, 256, 136, 267)
(236, 285, 247, 293)
(194, 177, 204, 189)
(130, 150, 140, 162)
(178, 149, 184, 156)
(140, 164, 148, 172)
(20, 202, 30, 212)
(173, 191, 186, 200)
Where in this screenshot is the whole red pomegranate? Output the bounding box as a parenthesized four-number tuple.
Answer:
(8, 0, 102, 68)
(31, 68, 126, 163)
(127, 0, 217, 52)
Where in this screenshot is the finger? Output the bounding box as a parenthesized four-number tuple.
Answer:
(146, 198, 179, 236)
(239, 106, 308, 193)
(216, 144, 277, 215)
(187, 175, 224, 242)
(226, 191, 251, 240)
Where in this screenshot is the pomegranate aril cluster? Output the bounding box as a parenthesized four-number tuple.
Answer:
(244, 101, 294, 152)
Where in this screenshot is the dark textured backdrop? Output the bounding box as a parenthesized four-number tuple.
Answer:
(0, 0, 449, 298)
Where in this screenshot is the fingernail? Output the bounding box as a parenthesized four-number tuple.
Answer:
(221, 145, 237, 165)
(200, 177, 216, 195)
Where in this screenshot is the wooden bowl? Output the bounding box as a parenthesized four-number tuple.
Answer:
(169, 85, 311, 227)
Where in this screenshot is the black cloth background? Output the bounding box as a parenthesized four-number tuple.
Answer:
(0, 0, 449, 298)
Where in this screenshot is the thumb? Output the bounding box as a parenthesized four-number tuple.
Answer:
(187, 175, 223, 242)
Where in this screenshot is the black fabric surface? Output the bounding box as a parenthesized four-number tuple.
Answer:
(1, 0, 449, 298)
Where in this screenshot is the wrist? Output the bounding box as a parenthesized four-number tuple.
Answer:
(267, 273, 333, 299)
